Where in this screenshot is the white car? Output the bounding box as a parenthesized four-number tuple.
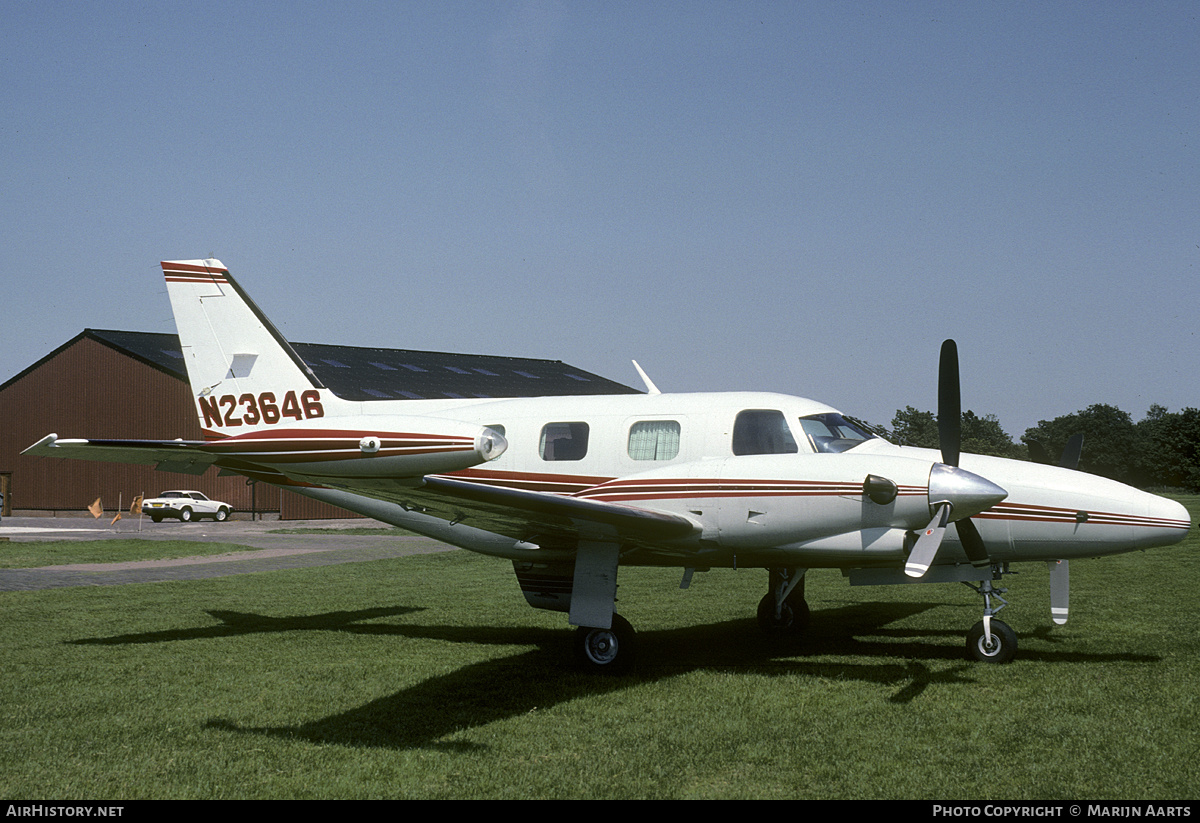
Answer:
(142, 491, 231, 523)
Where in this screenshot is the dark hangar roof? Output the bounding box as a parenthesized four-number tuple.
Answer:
(70, 330, 642, 400)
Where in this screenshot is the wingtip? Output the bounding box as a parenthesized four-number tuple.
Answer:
(21, 433, 59, 456)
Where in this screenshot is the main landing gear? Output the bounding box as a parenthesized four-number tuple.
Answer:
(573, 614, 636, 673)
(573, 566, 813, 671)
(568, 563, 1022, 671)
(757, 568, 809, 636)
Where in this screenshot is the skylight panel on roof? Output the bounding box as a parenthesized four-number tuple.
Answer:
(321, 359, 350, 368)
(369, 361, 398, 370)
(473, 367, 499, 376)
(400, 364, 427, 372)
(445, 366, 471, 374)
(514, 370, 540, 379)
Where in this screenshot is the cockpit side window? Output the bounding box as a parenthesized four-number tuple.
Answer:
(799, 413, 877, 453)
(732, 410, 799, 456)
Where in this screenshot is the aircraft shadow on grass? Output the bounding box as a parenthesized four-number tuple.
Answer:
(68, 599, 1159, 750)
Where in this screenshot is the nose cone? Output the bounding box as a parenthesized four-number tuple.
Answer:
(928, 463, 1008, 520)
(1140, 493, 1192, 549)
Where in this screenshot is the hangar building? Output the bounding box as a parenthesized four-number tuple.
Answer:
(0, 329, 637, 520)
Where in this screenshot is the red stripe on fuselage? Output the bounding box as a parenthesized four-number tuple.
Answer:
(199, 429, 474, 463)
(575, 477, 926, 503)
(975, 501, 1189, 530)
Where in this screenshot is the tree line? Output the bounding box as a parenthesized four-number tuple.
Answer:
(867, 404, 1200, 492)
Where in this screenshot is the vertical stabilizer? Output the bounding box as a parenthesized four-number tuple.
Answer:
(161, 259, 348, 435)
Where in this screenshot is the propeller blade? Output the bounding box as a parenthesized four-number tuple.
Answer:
(906, 502, 951, 578)
(1059, 434, 1083, 470)
(955, 516, 991, 569)
(938, 340, 961, 468)
(1027, 439, 1050, 464)
(1048, 560, 1069, 624)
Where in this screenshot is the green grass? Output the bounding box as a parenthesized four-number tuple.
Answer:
(1, 497, 1196, 799)
(269, 526, 421, 536)
(0, 539, 266, 569)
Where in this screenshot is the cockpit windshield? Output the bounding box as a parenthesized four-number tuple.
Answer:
(798, 413, 878, 453)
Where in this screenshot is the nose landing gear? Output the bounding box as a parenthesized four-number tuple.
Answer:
(964, 572, 1017, 663)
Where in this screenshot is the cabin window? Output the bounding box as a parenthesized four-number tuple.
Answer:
(628, 420, 681, 460)
(798, 413, 877, 453)
(540, 422, 590, 461)
(732, 410, 798, 456)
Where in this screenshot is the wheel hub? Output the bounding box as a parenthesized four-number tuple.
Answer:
(584, 630, 619, 664)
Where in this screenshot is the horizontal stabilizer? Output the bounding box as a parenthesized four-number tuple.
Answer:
(22, 434, 218, 471)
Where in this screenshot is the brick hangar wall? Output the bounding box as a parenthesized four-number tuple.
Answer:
(0, 335, 360, 520)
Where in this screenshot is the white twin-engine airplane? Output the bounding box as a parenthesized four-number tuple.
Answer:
(25, 260, 1191, 671)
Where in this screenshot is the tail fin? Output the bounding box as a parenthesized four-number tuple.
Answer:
(162, 259, 348, 435)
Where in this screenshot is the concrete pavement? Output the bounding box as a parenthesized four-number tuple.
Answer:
(0, 516, 458, 591)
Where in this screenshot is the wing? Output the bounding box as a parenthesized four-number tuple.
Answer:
(316, 474, 699, 549)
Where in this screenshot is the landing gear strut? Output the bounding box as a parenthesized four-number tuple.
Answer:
(757, 568, 809, 636)
(964, 570, 1017, 663)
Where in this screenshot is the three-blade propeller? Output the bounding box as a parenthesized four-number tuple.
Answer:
(904, 340, 996, 578)
(1029, 434, 1084, 469)
(901, 340, 1073, 626)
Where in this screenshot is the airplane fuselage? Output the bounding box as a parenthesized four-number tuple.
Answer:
(212, 387, 1188, 573)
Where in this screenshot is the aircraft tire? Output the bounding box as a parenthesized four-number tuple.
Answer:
(967, 619, 1017, 663)
(574, 613, 636, 674)
(756, 593, 810, 636)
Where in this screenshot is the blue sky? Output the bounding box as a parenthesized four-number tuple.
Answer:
(3, 2, 1196, 437)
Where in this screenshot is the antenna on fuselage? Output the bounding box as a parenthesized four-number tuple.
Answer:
(632, 360, 661, 395)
